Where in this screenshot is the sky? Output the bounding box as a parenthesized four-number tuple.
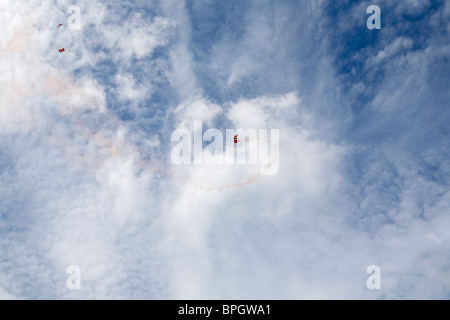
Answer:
(0, 0, 449, 299)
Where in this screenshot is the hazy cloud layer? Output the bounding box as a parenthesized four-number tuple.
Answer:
(0, 0, 449, 299)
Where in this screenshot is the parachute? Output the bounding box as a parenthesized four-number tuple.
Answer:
(58, 24, 65, 52)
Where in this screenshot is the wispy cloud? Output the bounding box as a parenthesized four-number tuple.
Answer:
(0, 0, 449, 299)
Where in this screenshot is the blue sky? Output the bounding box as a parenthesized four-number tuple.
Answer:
(0, 0, 449, 299)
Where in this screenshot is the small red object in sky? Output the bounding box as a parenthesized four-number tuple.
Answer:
(234, 135, 238, 143)
(59, 48, 65, 52)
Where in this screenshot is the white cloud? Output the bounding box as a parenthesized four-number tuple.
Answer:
(173, 97, 222, 130)
(0, 0, 449, 300)
(368, 37, 414, 66)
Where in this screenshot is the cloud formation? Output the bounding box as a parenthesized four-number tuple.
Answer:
(0, 0, 449, 299)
